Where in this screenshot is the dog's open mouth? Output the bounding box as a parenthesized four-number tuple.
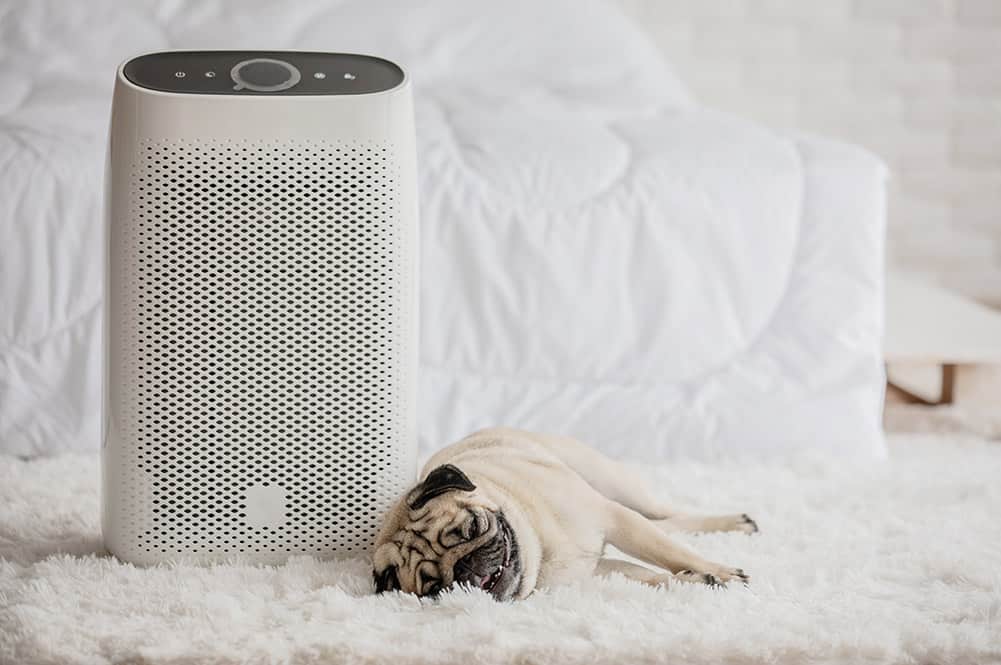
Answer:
(481, 529, 511, 592)
(454, 512, 520, 599)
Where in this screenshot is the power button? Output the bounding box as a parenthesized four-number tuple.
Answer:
(230, 58, 301, 92)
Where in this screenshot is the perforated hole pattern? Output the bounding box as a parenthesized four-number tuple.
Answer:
(112, 137, 414, 561)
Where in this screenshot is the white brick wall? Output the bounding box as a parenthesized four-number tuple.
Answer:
(617, 0, 1001, 307)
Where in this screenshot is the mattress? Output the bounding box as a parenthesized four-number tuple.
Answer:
(0, 0, 887, 459)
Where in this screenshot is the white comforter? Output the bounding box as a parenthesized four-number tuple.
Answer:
(0, 0, 887, 459)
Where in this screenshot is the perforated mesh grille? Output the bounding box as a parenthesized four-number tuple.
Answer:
(111, 137, 414, 561)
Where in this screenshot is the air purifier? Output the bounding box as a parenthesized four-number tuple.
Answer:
(103, 51, 418, 565)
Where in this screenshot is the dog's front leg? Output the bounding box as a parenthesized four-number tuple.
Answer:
(594, 558, 674, 587)
(594, 558, 738, 588)
(655, 513, 758, 535)
(603, 503, 750, 585)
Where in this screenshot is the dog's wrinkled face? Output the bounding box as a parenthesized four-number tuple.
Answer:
(372, 464, 522, 601)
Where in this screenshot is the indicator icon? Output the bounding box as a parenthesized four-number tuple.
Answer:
(174, 71, 186, 78)
(313, 72, 326, 79)
(344, 73, 356, 80)
(205, 71, 216, 78)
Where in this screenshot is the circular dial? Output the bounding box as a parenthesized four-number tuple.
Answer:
(230, 58, 301, 92)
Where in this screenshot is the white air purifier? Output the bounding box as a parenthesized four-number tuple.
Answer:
(103, 51, 418, 565)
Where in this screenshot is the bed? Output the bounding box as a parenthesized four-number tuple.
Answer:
(0, 0, 886, 460)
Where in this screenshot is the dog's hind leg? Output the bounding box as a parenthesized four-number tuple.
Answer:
(502, 429, 683, 519)
(471, 428, 759, 533)
(603, 503, 749, 585)
(512, 430, 758, 532)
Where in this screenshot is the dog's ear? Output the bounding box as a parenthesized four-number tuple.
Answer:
(374, 566, 400, 593)
(407, 464, 476, 510)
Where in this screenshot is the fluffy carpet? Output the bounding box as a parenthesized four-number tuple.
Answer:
(2, 434, 1000, 665)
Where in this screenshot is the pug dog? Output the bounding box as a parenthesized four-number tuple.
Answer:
(372, 427, 757, 600)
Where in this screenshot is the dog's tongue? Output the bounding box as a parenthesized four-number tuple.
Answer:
(469, 569, 499, 589)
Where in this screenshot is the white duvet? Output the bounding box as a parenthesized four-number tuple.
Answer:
(0, 0, 887, 459)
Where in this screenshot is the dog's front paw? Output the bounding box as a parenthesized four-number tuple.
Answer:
(703, 513, 758, 534)
(726, 513, 758, 534)
(677, 567, 750, 588)
(676, 569, 723, 587)
(738, 514, 758, 533)
(714, 566, 750, 586)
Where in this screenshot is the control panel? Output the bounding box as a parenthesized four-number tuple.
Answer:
(123, 51, 405, 95)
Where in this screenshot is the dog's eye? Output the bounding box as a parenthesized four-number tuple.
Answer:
(469, 512, 490, 539)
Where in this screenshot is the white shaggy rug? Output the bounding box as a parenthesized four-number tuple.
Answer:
(2, 434, 1000, 665)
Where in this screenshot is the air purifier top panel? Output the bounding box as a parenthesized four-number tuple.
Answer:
(123, 51, 405, 96)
